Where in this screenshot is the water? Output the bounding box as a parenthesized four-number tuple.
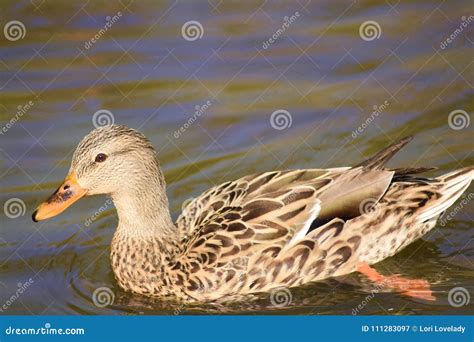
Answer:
(0, 0, 473, 315)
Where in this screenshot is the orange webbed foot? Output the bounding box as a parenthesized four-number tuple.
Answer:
(357, 262, 435, 301)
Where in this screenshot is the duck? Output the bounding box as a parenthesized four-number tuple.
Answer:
(32, 125, 473, 302)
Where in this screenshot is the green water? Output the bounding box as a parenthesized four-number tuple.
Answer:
(0, 0, 473, 315)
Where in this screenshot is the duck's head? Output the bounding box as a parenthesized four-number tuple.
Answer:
(32, 125, 162, 222)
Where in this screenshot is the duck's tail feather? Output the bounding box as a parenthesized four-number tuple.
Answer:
(354, 136, 413, 170)
(416, 167, 473, 223)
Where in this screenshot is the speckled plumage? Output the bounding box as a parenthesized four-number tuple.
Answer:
(40, 125, 474, 302)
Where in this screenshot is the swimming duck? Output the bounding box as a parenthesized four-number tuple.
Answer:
(32, 125, 473, 302)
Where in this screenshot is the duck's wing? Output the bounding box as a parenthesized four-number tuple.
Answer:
(175, 170, 327, 252)
(170, 168, 396, 299)
(175, 166, 394, 246)
(172, 166, 395, 289)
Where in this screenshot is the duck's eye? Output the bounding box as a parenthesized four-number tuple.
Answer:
(95, 153, 108, 163)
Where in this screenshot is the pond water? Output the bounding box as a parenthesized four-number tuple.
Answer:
(0, 0, 473, 315)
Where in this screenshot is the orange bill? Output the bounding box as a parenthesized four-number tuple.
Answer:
(32, 172, 87, 222)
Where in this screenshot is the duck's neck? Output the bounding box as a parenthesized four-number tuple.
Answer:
(109, 167, 178, 296)
(110, 165, 177, 242)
